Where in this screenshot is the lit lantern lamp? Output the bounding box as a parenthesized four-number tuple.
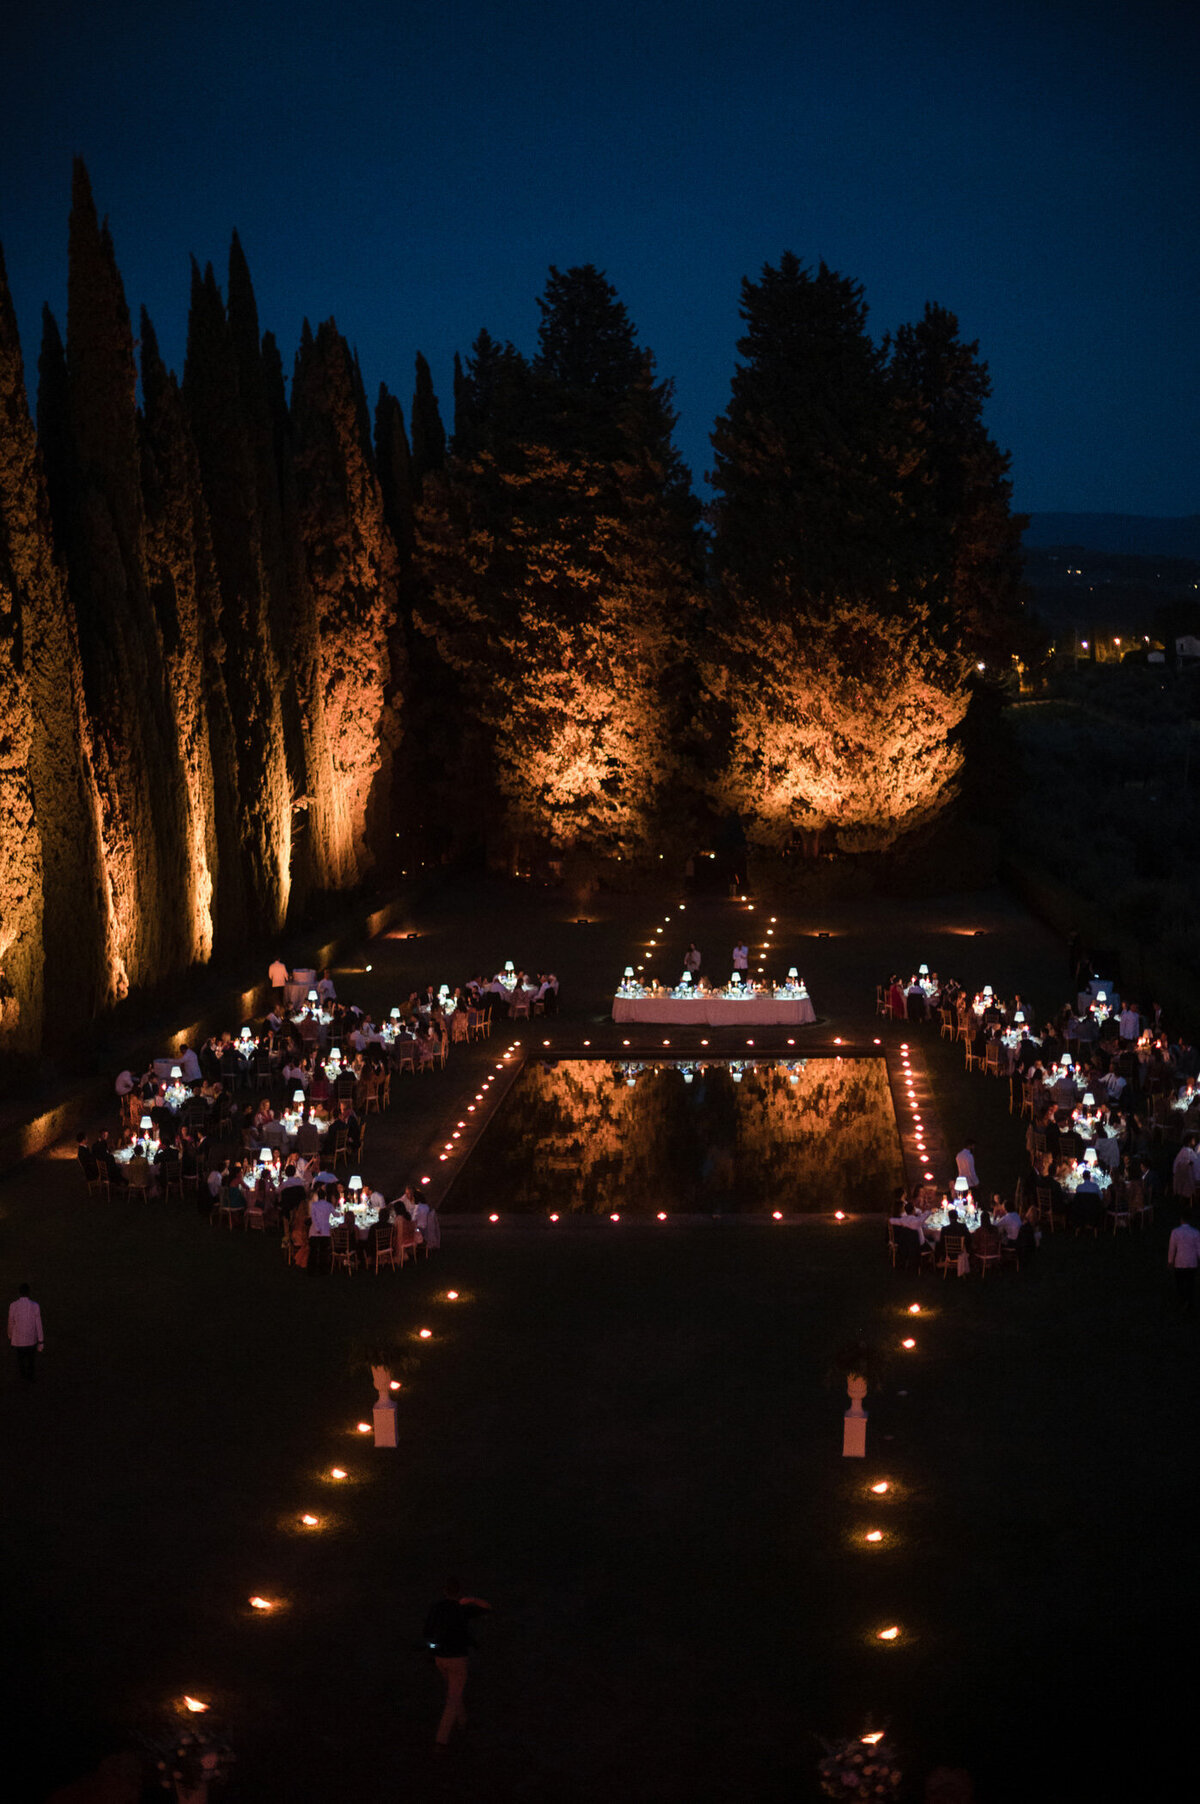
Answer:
(139, 1115, 153, 1132)
(307, 989, 318, 1003)
(788, 966, 798, 980)
(624, 966, 634, 979)
(1083, 1092, 1095, 1109)
(983, 985, 993, 999)
(730, 970, 741, 987)
(918, 963, 929, 976)
(390, 1006, 401, 1020)
(504, 961, 515, 975)
(1014, 1010, 1025, 1025)
(293, 1089, 306, 1106)
(170, 1064, 182, 1080)
(954, 1175, 970, 1197)
(348, 1174, 363, 1192)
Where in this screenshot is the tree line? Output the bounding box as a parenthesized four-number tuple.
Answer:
(0, 163, 1025, 1056)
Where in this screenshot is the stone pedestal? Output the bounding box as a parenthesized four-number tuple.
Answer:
(842, 1409, 867, 1458)
(843, 1373, 868, 1457)
(373, 1399, 398, 1448)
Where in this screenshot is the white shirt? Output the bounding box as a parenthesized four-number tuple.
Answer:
(1168, 1223, 1200, 1268)
(684, 949, 701, 972)
(956, 1148, 979, 1188)
(1119, 1009, 1140, 1039)
(115, 1070, 135, 1096)
(208, 1168, 224, 1198)
(8, 1296, 43, 1347)
(179, 1049, 202, 1082)
(996, 1210, 1022, 1242)
(309, 1196, 333, 1237)
(269, 959, 288, 987)
(732, 945, 749, 969)
(318, 977, 337, 1002)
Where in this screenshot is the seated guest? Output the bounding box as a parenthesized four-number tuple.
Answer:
(993, 1197, 1023, 1241)
(309, 1064, 333, 1105)
(1016, 1207, 1039, 1269)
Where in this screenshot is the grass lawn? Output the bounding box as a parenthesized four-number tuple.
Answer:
(2, 876, 1196, 1802)
(4, 1187, 1199, 1803)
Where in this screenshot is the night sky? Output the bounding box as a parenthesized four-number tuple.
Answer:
(2, 0, 1195, 515)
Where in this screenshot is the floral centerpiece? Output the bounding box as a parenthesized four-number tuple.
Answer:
(817, 1732, 902, 1799)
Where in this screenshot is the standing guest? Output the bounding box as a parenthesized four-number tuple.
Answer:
(732, 941, 749, 974)
(8, 1282, 44, 1382)
(308, 1187, 333, 1272)
(424, 1579, 491, 1750)
(317, 968, 337, 1004)
(955, 1142, 979, 1190)
(1118, 1001, 1141, 1046)
(684, 943, 702, 976)
(1172, 1137, 1197, 1202)
(268, 956, 288, 1000)
(1167, 1208, 1200, 1311)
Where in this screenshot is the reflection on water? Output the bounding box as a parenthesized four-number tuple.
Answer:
(448, 1058, 904, 1214)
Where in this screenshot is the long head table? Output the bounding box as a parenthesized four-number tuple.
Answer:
(612, 995, 816, 1026)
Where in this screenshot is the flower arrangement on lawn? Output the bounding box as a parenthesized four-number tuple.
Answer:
(817, 1732, 902, 1798)
(147, 1722, 235, 1792)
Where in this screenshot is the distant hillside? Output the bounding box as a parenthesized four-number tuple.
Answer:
(1024, 514, 1200, 559)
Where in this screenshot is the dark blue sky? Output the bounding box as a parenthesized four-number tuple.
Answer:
(2, 0, 1195, 514)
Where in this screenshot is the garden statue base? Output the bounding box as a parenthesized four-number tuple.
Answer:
(373, 1399, 398, 1448)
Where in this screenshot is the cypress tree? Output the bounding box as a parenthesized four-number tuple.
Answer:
(138, 309, 220, 961)
(374, 383, 415, 573)
(292, 319, 402, 877)
(887, 301, 1028, 663)
(64, 159, 193, 988)
(0, 245, 44, 1056)
(31, 303, 115, 1025)
(261, 326, 345, 898)
(409, 351, 446, 491)
(183, 255, 292, 933)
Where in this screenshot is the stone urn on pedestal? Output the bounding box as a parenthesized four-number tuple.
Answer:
(371, 1363, 398, 1449)
(843, 1373, 868, 1458)
(833, 1340, 880, 1459)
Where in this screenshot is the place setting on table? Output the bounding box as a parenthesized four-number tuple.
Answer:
(613, 961, 816, 1026)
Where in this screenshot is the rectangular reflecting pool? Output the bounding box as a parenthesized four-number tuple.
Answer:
(448, 1057, 905, 1214)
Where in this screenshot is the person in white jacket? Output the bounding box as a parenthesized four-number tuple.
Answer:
(8, 1283, 44, 1383)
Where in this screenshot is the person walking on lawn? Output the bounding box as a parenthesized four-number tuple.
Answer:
(424, 1578, 491, 1750)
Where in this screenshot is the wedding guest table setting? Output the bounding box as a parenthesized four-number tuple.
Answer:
(612, 965, 816, 1026)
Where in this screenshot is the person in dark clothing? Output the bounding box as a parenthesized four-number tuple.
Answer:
(424, 1579, 491, 1749)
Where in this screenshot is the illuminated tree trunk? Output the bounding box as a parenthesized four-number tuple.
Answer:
(292, 319, 402, 880)
(183, 259, 292, 935)
(62, 160, 195, 993)
(139, 313, 219, 963)
(29, 306, 115, 1027)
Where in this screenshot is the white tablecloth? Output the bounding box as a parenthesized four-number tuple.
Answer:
(612, 996, 816, 1026)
